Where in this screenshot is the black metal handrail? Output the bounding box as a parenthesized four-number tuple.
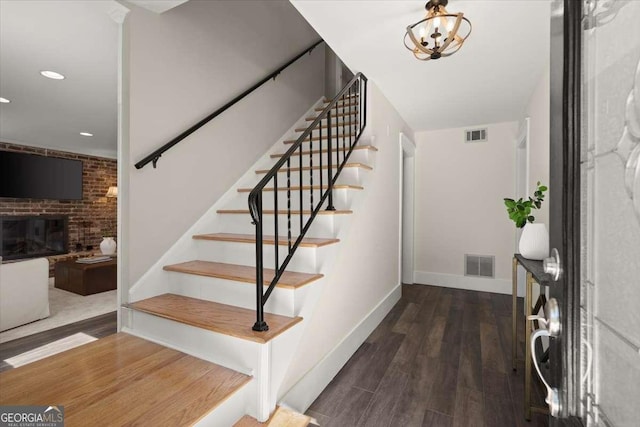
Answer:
(248, 73, 368, 331)
(135, 39, 325, 170)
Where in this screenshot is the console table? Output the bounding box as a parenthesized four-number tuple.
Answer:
(512, 254, 551, 420)
(55, 258, 116, 296)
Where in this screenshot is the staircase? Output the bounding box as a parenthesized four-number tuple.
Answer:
(119, 74, 373, 424)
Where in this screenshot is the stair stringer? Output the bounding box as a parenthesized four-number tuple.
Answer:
(126, 97, 326, 305)
(259, 134, 378, 417)
(264, 137, 381, 404)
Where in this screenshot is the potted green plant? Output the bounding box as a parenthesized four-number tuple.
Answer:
(504, 182, 547, 228)
(504, 182, 549, 260)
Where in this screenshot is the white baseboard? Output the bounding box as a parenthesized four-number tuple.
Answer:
(414, 271, 520, 296)
(280, 283, 402, 412)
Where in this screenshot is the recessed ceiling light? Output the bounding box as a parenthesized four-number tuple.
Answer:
(80, 132, 93, 137)
(40, 70, 65, 80)
(0, 97, 10, 103)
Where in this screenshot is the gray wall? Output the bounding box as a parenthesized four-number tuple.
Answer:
(324, 45, 352, 99)
(124, 0, 324, 285)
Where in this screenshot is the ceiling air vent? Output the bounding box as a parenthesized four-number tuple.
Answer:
(465, 254, 495, 278)
(464, 128, 488, 143)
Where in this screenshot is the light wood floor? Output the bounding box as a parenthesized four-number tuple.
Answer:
(306, 284, 549, 427)
(0, 333, 251, 426)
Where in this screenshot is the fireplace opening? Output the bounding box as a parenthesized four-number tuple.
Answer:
(0, 216, 68, 261)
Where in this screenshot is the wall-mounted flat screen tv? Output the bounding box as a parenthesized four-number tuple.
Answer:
(0, 151, 83, 200)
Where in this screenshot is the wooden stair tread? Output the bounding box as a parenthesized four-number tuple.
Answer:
(283, 133, 355, 144)
(128, 294, 303, 343)
(217, 209, 352, 215)
(295, 122, 358, 132)
(234, 406, 312, 427)
(0, 333, 251, 425)
(164, 260, 324, 288)
(255, 162, 372, 174)
(271, 145, 377, 158)
(193, 233, 339, 248)
(238, 184, 363, 192)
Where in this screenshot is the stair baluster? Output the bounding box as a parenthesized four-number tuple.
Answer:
(248, 73, 368, 331)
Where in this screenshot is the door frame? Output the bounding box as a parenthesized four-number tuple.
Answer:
(548, 0, 583, 424)
(399, 132, 416, 285)
(515, 118, 530, 297)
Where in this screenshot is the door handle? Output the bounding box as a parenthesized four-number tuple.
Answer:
(529, 297, 562, 417)
(531, 329, 561, 416)
(543, 248, 562, 280)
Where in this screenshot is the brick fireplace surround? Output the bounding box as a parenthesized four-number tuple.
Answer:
(0, 142, 117, 275)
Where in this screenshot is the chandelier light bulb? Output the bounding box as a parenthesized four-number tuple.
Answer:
(446, 18, 455, 32)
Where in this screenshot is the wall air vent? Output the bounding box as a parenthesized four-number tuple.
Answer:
(464, 128, 488, 143)
(465, 254, 495, 278)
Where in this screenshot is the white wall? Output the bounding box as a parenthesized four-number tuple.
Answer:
(414, 121, 518, 294)
(124, 1, 324, 286)
(280, 82, 414, 397)
(524, 67, 551, 225)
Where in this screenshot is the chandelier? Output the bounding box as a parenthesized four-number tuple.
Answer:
(404, 0, 472, 61)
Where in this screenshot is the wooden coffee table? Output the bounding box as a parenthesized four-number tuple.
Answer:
(54, 258, 117, 296)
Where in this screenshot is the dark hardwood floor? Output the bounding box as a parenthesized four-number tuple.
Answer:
(307, 284, 549, 427)
(0, 311, 117, 373)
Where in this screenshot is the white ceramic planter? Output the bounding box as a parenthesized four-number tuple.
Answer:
(519, 223, 549, 260)
(100, 237, 116, 255)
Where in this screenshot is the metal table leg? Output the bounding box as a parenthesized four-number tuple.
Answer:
(524, 271, 533, 421)
(512, 257, 518, 371)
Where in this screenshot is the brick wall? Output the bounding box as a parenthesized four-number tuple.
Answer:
(0, 143, 117, 263)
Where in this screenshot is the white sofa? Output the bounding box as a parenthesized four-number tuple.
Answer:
(0, 257, 50, 332)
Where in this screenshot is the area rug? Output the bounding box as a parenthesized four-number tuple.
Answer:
(0, 279, 117, 344)
(3, 332, 99, 369)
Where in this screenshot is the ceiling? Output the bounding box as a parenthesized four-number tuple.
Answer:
(291, 0, 551, 132)
(0, 1, 551, 157)
(0, 0, 120, 158)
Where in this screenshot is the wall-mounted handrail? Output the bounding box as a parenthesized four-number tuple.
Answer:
(248, 72, 368, 331)
(134, 39, 325, 170)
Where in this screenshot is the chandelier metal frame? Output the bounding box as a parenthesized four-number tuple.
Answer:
(404, 0, 472, 61)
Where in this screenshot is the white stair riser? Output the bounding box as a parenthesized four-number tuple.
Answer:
(166, 273, 299, 317)
(193, 239, 319, 272)
(229, 188, 352, 211)
(194, 383, 250, 427)
(293, 125, 358, 136)
(171, 273, 316, 318)
(213, 212, 341, 238)
(237, 168, 364, 191)
(128, 310, 261, 375)
(254, 167, 367, 187)
(286, 131, 360, 146)
(317, 103, 359, 111)
(269, 148, 372, 168)
(305, 117, 360, 126)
